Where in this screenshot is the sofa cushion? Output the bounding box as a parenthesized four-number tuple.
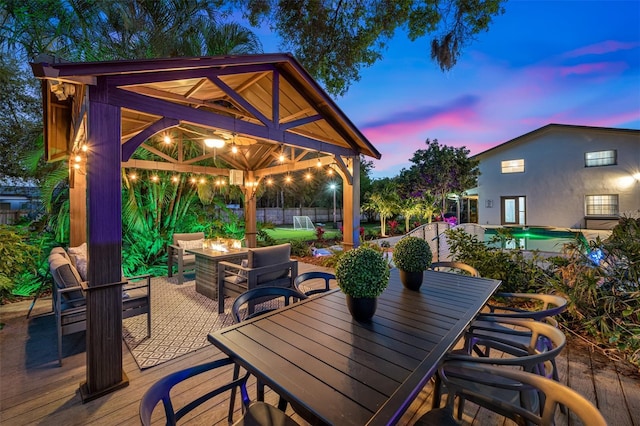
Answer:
(49, 257, 85, 307)
(248, 243, 291, 284)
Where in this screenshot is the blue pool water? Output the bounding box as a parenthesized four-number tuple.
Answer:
(484, 227, 585, 252)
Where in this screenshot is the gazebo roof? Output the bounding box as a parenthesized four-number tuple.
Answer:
(31, 53, 380, 179)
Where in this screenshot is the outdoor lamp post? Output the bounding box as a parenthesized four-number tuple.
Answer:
(330, 183, 337, 226)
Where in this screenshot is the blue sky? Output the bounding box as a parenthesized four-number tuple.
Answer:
(258, 0, 640, 178)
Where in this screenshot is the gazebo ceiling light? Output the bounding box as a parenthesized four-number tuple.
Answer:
(204, 137, 225, 148)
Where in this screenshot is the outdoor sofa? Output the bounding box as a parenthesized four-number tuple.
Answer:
(48, 246, 151, 365)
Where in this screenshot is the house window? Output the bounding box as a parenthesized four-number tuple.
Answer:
(585, 195, 618, 216)
(585, 150, 616, 167)
(501, 159, 524, 173)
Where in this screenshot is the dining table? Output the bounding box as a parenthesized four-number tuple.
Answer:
(208, 268, 501, 426)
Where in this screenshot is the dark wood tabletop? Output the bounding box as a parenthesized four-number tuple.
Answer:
(208, 268, 501, 426)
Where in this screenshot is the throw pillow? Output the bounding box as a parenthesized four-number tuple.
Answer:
(177, 239, 204, 250)
(68, 242, 88, 280)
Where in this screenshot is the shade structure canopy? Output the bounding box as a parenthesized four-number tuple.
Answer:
(31, 53, 379, 402)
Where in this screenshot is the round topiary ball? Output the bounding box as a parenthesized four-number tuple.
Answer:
(392, 236, 433, 273)
(336, 246, 390, 298)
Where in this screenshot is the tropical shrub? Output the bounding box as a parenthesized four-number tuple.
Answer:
(0, 225, 47, 302)
(446, 219, 640, 367)
(290, 239, 311, 257)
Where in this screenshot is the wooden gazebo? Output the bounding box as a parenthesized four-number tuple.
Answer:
(30, 53, 380, 401)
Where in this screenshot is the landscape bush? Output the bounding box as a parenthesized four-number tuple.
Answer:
(445, 218, 640, 367)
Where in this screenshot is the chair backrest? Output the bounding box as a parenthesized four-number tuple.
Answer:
(430, 261, 480, 277)
(232, 286, 308, 323)
(172, 232, 205, 246)
(438, 361, 607, 426)
(452, 317, 566, 377)
(139, 357, 250, 426)
(247, 243, 292, 284)
(294, 271, 336, 296)
(482, 292, 568, 321)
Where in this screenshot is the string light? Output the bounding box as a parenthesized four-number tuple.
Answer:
(163, 134, 171, 144)
(81, 144, 88, 152)
(151, 175, 159, 182)
(316, 152, 322, 168)
(199, 177, 206, 184)
(73, 163, 80, 170)
(266, 177, 274, 185)
(305, 170, 312, 180)
(279, 145, 285, 163)
(285, 174, 292, 183)
(327, 168, 334, 176)
(231, 145, 238, 154)
(130, 173, 137, 181)
(190, 177, 197, 184)
(172, 176, 179, 183)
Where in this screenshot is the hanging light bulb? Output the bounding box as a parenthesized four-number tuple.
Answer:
(151, 175, 159, 182)
(305, 170, 312, 180)
(74, 154, 82, 163)
(163, 135, 171, 144)
(285, 174, 292, 183)
(73, 163, 80, 170)
(81, 144, 88, 152)
(190, 177, 197, 184)
(231, 144, 238, 154)
(199, 177, 206, 184)
(172, 175, 179, 183)
(130, 173, 137, 180)
(267, 178, 273, 185)
(327, 168, 334, 175)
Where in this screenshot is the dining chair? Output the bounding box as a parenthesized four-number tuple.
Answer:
(468, 292, 568, 387)
(139, 357, 299, 426)
(293, 271, 336, 296)
(433, 317, 567, 418)
(429, 261, 480, 277)
(231, 286, 308, 323)
(231, 286, 308, 412)
(417, 361, 606, 426)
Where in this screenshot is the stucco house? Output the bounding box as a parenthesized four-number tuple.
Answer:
(473, 124, 640, 230)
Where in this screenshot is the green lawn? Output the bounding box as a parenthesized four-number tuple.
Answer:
(264, 222, 383, 244)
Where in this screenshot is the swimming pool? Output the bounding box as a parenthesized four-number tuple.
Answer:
(484, 226, 586, 252)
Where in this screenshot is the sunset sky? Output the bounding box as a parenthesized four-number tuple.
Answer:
(260, 0, 640, 178)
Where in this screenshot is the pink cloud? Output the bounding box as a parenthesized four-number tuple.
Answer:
(560, 61, 628, 77)
(565, 41, 640, 58)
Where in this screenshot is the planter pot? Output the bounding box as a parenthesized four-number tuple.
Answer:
(399, 269, 424, 291)
(345, 295, 377, 321)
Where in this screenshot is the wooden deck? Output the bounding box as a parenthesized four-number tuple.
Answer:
(1, 267, 638, 425)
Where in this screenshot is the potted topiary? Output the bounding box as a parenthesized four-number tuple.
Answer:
(335, 245, 390, 321)
(392, 236, 433, 290)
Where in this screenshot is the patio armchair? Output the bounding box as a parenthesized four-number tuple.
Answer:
(417, 361, 606, 426)
(167, 232, 204, 284)
(139, 357, 300, 426)
(217, 243, 298, 314)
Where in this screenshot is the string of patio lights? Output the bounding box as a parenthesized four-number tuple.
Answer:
(121, 133, 337, 189)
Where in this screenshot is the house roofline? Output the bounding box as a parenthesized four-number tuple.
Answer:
(472, 123, 640, 159)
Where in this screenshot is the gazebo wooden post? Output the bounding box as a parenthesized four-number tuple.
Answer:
(79, 79, 128, 402)
(342, 156, 360, 250)
(69, 167, 87, 246)
(244, 172, 258, 248)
